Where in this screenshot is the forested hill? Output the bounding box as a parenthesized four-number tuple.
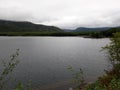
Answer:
(0, 20, 62, 32)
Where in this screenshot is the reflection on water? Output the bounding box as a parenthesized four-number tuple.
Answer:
(0, 37, 109, 90)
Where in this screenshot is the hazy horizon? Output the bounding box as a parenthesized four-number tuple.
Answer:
(0, 0, 120, 29)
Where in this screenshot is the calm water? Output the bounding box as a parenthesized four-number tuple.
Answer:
(0, 37, 110, 90)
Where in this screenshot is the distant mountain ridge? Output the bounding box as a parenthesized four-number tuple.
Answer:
(0, 20, 62, 32)
(73, 27, 110, 32)
(63, 27, 115, 32)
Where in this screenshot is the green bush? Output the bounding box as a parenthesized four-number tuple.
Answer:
(83, 32, 120, 90)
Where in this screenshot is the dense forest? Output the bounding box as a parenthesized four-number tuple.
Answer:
(87, 27, 120, 38)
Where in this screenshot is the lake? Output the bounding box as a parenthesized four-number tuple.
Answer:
(0, 37, 110, 90)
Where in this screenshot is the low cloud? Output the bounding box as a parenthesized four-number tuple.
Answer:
(0, 0, 120, 29)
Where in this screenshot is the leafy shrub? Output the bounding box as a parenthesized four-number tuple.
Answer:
(83, 32, 120, 90)
(0, 49, 20, 90)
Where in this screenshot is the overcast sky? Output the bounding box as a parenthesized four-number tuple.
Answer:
(0, 0, 120, 29)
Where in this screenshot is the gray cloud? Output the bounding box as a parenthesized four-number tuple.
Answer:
(0, 0, 120, 29)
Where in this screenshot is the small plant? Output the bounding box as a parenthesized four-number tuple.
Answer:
(14, 81, 33, 90)
(14, 82, 24, 90)
(0, 49, 33, 90)
(0, 49, 20, 90)
(67, 66, 84, 85)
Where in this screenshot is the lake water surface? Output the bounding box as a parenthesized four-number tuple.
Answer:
(0, 37, 110, 90)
